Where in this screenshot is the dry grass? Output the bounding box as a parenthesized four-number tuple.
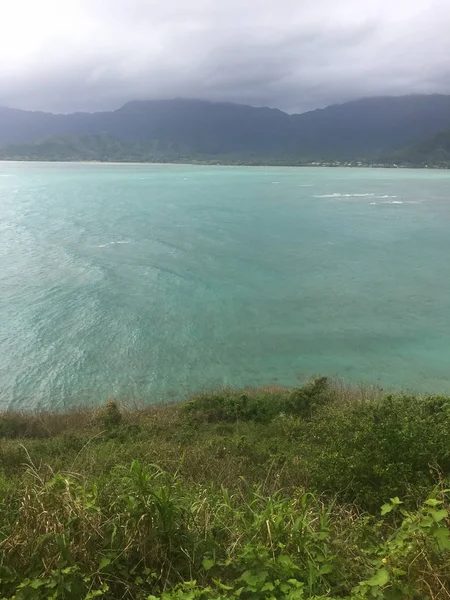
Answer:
(1, 379, 450, 598)
(0, 378, 383, 439)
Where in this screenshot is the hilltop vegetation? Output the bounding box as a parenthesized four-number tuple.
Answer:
(0, 133, 190, 163)
(2, 95, 450, 164)
(2, 130, 450, 168)
(381, 130, 450, 167)
(0, 378, 450, 599)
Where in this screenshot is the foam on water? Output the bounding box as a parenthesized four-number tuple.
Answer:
(316, 192, 402, 200)
(97, 240, 132, 248)
(314, 192, 376, 198)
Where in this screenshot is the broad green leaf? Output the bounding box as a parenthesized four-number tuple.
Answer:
(212, 579, 234, 591)
(202, 558, 215, 571)
(425, 498, 442, 507)
(278, 554, 295, 567)
(29, 579, 46, 589)
(99, 556, 112, 570)
(366, 568, 390, 587)
(428, 508, 448, 523)
(419, 516, 434, 528)
(319, 563, 333, 575)
(434, 526, 450, 551)
(381, 503, 393, 515)
(261, 582, 275, 591)
(85, 591, 105, 600)
(286, 590, 305, 600)
(390, 497, 403, 506)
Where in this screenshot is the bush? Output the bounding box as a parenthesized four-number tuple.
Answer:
(285, 376, 330, 418)
(98, 398, 123, 429)
(1, 381, 450, 598)
(302, 393, 450, 509)
(184, 378, 332, 424)
(0, 463, 449, 599)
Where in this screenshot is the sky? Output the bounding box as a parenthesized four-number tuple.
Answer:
(0, 0, 449, 114)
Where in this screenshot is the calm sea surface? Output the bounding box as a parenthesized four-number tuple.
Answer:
(1, 162, 450, 410)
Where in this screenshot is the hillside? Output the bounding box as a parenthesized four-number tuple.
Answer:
(2, 95, 450, 161)
(1, 379, 450, 599)
(0, 133, 191, 163)
(384, 130, 450, 166)
(292, 94, 450, 157)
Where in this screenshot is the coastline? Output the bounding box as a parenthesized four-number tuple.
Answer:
(1, 158, 449, 169)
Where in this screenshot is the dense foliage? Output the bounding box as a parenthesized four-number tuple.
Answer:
(0, 134, 193, 163)
(0, 379, 449, 598)
(2, 96, 450, 164)
(381, 130, 450, 167)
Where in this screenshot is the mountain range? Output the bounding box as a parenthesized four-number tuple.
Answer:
(1, 95, 450, 163)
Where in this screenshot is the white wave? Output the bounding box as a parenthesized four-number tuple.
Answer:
(300, 184, 313, 187)
(376, 195, 399, 199)
(272, 181, 280, 184)
(97, 240, 131, 248)
(314, 192, 376, 198)
(382, 200, 403, 204)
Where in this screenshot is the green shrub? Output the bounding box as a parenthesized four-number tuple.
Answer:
(302, 393, 450, 509)
(98, 398, 123, 429)
(285, 376, 331, 418)
(1, 381, 450, 598)
(184, 379, 332, 424)
(0, 465, 448, 599)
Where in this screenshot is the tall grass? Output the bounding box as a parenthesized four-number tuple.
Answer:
(0, 379, 450, 598)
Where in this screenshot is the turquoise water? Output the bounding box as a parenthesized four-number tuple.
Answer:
(1, 162, 450, 410)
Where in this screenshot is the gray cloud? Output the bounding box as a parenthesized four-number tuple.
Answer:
(0, 0, 449, 113)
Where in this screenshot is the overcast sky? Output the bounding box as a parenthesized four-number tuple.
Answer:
(0, 0, 449, 114)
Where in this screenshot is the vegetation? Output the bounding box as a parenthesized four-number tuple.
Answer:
(2, 132, 450, 168)
(1, 378, 450, 599)
(0, 134, 192, 163)
(2, 96, 450, 165)
(0, 133, 311, 164)
(381, 131, 450, 167)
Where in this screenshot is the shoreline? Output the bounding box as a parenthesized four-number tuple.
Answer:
(1, 158, 449, 170)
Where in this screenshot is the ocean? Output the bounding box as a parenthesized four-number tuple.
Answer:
(1, 162, 450, 410)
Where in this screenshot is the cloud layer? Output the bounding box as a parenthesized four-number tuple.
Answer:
(0, 0, 449, 113)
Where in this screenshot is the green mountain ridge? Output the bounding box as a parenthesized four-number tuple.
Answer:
(2, 95, 450, 161)
(2, 128, 450, 166)
(0, 133, 191, 162)
(383, 130, 450, 166)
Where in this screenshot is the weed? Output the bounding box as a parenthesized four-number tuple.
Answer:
(1, 380, 450, 598)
